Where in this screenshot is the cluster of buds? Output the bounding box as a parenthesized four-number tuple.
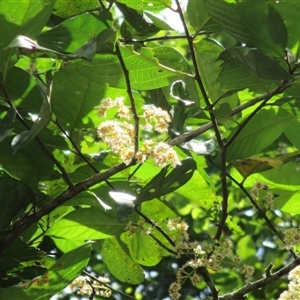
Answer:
(166, 230, 255, 300)
(282, 227, 300, 250)
(125, 220, 152, 237)
(278, 265, 300, 299)
(95, 97, 180, 168)
(250, 181, 276, 210)
(70, 275, 111, 297)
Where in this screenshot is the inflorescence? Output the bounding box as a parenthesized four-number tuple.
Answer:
(95, 97, 180, 168)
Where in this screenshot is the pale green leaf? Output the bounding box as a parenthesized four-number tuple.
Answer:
(46, 207, 125, 240)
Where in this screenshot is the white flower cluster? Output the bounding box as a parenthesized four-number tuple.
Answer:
(70, 275, 111, 297)
(278, 265, 300, 299)
(95, 97, 180, 168)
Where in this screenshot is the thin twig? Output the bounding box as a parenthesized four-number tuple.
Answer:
(53, 118, 115, 190)
(175, 0, 227, 248)
(115, 43, 140, 154)
(168, 82, 291, 147)
(134, 207, 175, 247)
(227, 172, 297, 259)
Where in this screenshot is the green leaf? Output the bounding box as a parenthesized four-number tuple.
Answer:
(117, 2, 160, 40)
(225, 47, 291, 80)
(53, 0, 100, 18)
(136, 158, 196, 204)
(236, 236, 256, 264)
(102, 237, 144, 284)
(205, 0, 287, 56)
(121, 200, 177, 266)
(226, 107, 294, 161)
(0, 287, 27, 299)
(144, 12, 174, 31)
(1, 237, 45, 263)
(284, 117, 300, 149)
(187, 0, 219, 32)
(0, 67, 42, 113)
(120, 44, 189, 90)
(51, 64, 107, 133)
(0, 177, 34, 230)
(270, 1, 300, 52)
(12, 73, 52, 153)
(0, 139, 54, 190)
(0, 0, 55, 77)
(24, 243, 91, 300)
(0, 109, 16, 142)
(46, 207, 125, 240)
(226, 215, 245, 236)
(194, 38, 225, 102)
(176, 170, 216, 209)
(116, 0, 171, 11)
(37, 12, 111, 53)
(275, 190, 300, 216)
(217, 49, 275, 93)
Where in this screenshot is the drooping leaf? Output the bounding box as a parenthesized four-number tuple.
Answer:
(170, 80, 194, 105)
(1, 237, 45, 263)
(0, 109, 16, 142)
(109, 191, 136, 222)
(232, 151, 300, 179)
(12, 73, 52, 153)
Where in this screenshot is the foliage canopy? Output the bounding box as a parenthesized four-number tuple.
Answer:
(1, 0, 300, 299)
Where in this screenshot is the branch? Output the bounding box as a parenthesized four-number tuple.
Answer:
(0, 161, 133, 254)
(53, 118, 115, 190)
(227, 173, 297, 258)
(168, 83, 290, 147)
(219, 257, 300, 299)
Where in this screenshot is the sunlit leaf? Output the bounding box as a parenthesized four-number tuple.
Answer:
(102, 237, 145, 284)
